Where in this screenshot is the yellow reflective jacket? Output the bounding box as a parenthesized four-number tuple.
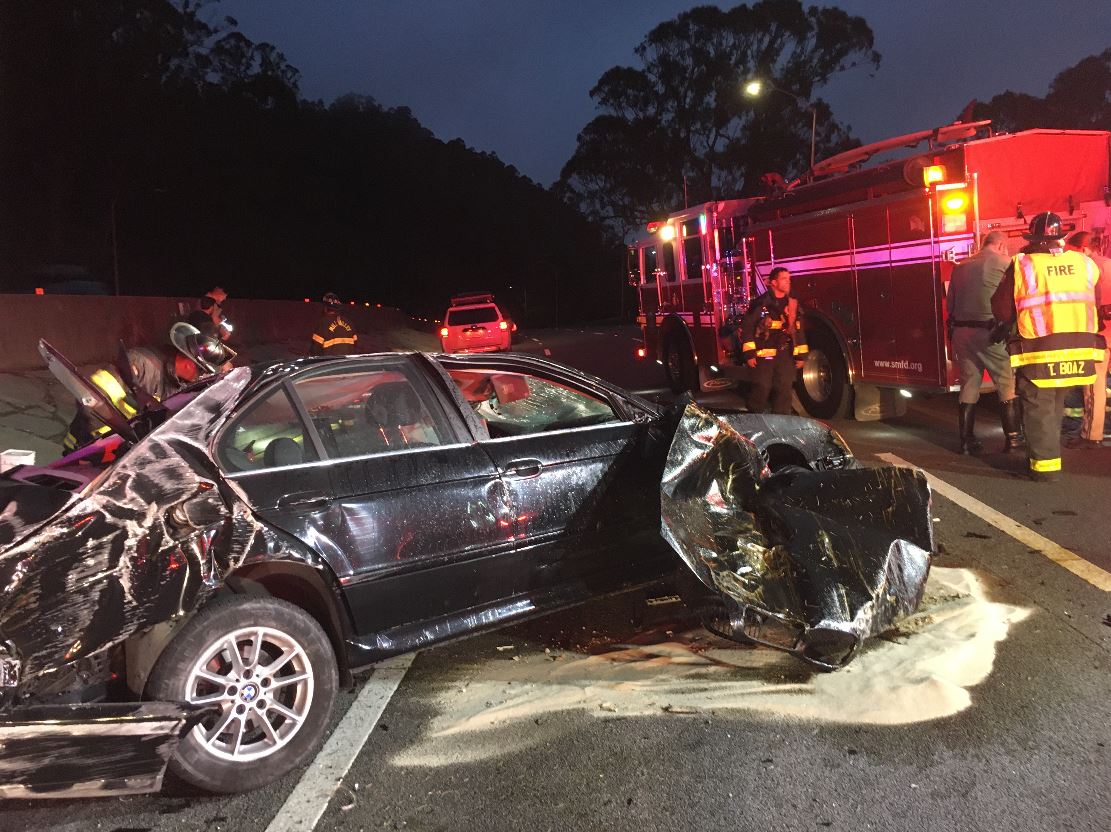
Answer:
(1009, 249, 1102, 388)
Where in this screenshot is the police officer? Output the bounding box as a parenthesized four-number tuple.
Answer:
(310, 292, 359, 355)
(726, 267, 808, 414)
(63, 323, 235, 451)
(946, 230, 1022, 454)
(990, 212, 1103, 481)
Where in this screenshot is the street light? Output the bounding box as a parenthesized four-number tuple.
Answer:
(744, 78, 817, 172)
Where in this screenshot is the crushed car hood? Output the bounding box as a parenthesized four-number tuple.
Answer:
(661, 403, 933, 669)
(0, 368, 253, 687)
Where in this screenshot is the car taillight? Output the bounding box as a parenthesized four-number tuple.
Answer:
(499, 321, 509, 331)
(636, 346, 647, 359)
(439, 327, 449, 337)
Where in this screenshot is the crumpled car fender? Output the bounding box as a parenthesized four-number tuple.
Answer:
(0, 369, 253, 689)
(661, 403, 933, 669)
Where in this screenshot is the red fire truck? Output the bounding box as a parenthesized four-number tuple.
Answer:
(630, 124, 1111, 419)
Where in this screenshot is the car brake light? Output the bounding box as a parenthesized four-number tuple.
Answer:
(439, 327, 449, 337)
(499, 321, 509, 330)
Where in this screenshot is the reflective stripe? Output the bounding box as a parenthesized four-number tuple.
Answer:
(1015, 291, 1095, 309)
(756, 348, 777, 357)
(767, 320, 784, 329)
(1030, 457, 1062, 472)
(90, 369, 137, 417)
(1017, 255, 1046, 336)
(1029, 374, 1097, 388)
(793, 344, 809, 356)
(319, 336, 358, 349)
(1009, 346, 1104, 366)
(741, 341, 756, 351)
(312, 334, 326, 345)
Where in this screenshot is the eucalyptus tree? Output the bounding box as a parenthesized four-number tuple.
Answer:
(557, 0, 880, 236)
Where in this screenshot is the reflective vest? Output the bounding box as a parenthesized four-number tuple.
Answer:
(1009, 250, 1102, 388)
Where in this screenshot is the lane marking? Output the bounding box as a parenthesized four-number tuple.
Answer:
(878, 453, 1111, 591)
(265, 653, 416, 832)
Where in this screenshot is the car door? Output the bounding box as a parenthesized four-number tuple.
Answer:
(217, 357, 518, 642)
(436, 357, 674, 595)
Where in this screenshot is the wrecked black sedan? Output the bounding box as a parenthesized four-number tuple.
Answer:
(0, 344, 928, 798)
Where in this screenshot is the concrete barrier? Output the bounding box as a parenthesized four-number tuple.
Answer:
(0, 294, 432, 371)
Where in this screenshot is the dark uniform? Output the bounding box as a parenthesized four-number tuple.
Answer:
(724, 291, 808, 414)
(310, 310, 359, 355)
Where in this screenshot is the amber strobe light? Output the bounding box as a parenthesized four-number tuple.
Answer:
(923, 165, 946, 186)
(940, 189, 970, 233)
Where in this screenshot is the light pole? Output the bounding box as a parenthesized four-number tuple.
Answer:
(743, 79, 817, 172)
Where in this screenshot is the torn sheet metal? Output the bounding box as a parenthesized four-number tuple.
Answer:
(661, 403, 933, 670)
(0, 702, 210, 798)
(0, 368, 253, 689)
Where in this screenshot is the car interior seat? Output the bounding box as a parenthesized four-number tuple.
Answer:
(263, 436, 304, 468)
(364, 381, 426, 449)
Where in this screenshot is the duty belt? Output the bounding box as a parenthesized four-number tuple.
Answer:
(951, 320, 995, 329)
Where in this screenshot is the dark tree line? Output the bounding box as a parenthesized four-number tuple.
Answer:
(974, 47, 1111, 133)
(556, 1, 881, 239)
(0, 1, 614, 324)
(3, 1, 1106, 326)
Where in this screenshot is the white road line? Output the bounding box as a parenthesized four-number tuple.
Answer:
(878, 453, 1111, 591)
(264, 653, 416, 832)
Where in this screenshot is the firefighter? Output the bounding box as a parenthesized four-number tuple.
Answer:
(187, 287, 232, 342)
(946, 230, 1022, 454)
(1063, 231, 1111, 448)
(63, 323, 235, 452)
(729, 267, 808, 414)
(990, 212, 1103, 481)
(310, 292, 359, 355)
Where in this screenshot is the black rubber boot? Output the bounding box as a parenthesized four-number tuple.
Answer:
(1000, 397, 1025, 453)
(958, 402, 983, 455)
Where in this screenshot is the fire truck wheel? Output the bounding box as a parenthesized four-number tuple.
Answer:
(796, 328, 850, 419)
(663, 336, 697, 394)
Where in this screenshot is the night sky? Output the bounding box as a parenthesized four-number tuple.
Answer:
(218, 0, 1110, 186)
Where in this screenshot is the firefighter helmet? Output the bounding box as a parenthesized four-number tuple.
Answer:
(1024, 212, 1065, 241)
(169, 322, 236, 375)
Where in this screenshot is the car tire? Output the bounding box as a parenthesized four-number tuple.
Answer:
(795, 327, 851, 419)
(663, 335, 697, 394)
(146, 595, 338, 794)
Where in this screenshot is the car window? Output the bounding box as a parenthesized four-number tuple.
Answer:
(446, 305, 500, 325)
(218, 387, 318, 472)
(447, 369, 616, 437)
(292, 368, 447, 458)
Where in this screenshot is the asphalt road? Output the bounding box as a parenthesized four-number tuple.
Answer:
(4, 324, 1110, 832)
